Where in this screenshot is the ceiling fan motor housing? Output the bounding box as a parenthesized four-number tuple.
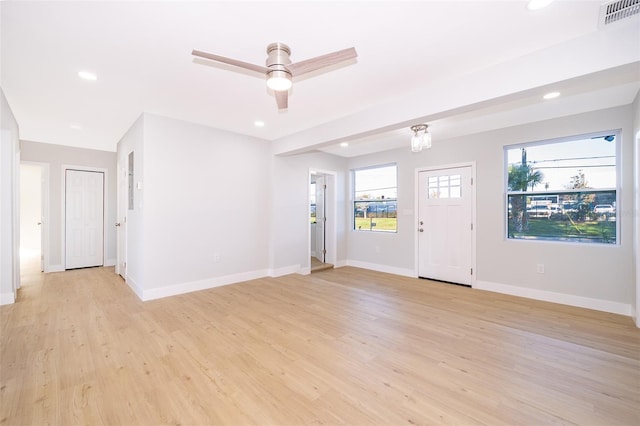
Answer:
(266, 42, 292, 76)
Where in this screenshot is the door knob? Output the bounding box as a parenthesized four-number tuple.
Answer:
(419, 228, 424, 232)
(115, 222, 121, 227)
(419, 221, 424, 225)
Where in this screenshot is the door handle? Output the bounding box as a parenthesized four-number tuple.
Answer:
(37, 222, 42, 225)
(419, 228, 424, 232)
(115, 222, 121, 227)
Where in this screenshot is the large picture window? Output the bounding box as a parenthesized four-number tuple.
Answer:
(353, 164, 397, 232)
(505, 132, 618, 244)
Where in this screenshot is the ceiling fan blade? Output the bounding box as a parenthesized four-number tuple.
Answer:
(192, 49, 270, 74)
(275, 90, 288, 110)
(287, 47, 357, 76)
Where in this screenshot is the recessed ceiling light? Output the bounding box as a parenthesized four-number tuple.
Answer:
(254, 120, 265, 127)
(340, 142, 349, 148)
(78, 71, 97, 81)
(527, 0, 554, 10)
(69, 123, 82, 130)
(543, 91, 560, 100)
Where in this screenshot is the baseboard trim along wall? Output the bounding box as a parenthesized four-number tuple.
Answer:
(269, 264, 301, 277)
(142, 269, 270, 301)
(125, 275, 144, 301)
(0, 291, 15, 305)
(346, 260, 415, 278)
(105, 258, 116, 267)
(46, 264, 65, 273)
(474, 280, 632, 317)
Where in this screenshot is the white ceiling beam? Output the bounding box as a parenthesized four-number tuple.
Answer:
(271, 23, 640, 156)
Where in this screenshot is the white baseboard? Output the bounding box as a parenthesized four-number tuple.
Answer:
(142, 269, 269, 301)
(334, 259, 347, 268)
(104, 258, 116, 267)
(474, 280, 632, 316)
(346, 260, 416, 278)
(46, 264, 64, 273)
(125, 275, 144, 301)
(0, 291, 15, 305)
(269, 264, 301, 277)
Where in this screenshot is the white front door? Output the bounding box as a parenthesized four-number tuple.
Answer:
(65, 169, 104, 269)
(418, 166, 473, 285)
(315, 176, 326, 263)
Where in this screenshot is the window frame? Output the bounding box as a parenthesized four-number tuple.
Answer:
(504, 130, 621, 246)
(352, 163, 398, 233)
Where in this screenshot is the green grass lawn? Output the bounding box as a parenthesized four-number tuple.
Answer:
(509, 217, 616, 243)
(354, 217, 397, 232)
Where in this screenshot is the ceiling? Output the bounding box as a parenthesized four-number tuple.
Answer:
(1, 1, 639, 157)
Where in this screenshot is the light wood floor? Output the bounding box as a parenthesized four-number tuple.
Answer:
(1, 266, 639, 425)
(310, 257, 333, 273)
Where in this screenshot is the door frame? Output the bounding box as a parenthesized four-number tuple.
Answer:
(116, 156, 128, 278)
(61, 165, 109, 269)
(307, 169, 337, 273)
(21, 161, 50, 273)
(414, 161, 477, 286)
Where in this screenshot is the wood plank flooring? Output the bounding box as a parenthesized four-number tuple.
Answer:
(1, 266, 639, 425)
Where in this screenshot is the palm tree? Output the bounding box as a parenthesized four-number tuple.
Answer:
(508, 163, 544, 232)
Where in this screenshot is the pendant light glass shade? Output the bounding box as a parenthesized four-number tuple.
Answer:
(410, 124, 431, 153)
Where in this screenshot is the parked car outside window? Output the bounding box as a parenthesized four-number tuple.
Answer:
(526, 205, 552, 218)
(593, 204, 614, 214)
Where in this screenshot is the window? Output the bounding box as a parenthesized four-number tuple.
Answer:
(429, 174, 462, 199)
(505, 132, 618, 244)
(353, 164, 397, 232)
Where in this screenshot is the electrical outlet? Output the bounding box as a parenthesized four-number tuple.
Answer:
(536, 264, 545, 274)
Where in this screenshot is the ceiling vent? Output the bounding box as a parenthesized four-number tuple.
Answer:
(599, 0, 640, 28)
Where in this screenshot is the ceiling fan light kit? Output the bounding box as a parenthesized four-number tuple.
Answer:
(192, 42, 357, 109)
(266, 70, 292, 91)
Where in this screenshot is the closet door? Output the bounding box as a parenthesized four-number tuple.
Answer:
(65, 169, 104, 269)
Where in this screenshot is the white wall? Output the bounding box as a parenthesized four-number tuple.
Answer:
(118, 114, 274, 300)
(270, 152, 348, 274)
(633, 93, 640, 326)
(0, 88, 20, 304)
(347, 105, 636, 315)
(20, 140, 117, 271)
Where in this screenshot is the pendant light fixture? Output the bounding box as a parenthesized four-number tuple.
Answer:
(410, 124, 432, 153)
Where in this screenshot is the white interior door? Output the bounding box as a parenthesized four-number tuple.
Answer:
(418, 166, 473, 285)
(315, 176, 325, 263)
(65, 169, 104, 269)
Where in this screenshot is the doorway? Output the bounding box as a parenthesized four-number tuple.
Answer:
(417, 164, 475, 285)
(65, 169, 104, 269)
(309, 171, 336, 273)
(20, 162, 46, 275)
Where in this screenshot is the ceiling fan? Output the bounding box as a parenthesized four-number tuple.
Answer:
(192, 43, 357, 109)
